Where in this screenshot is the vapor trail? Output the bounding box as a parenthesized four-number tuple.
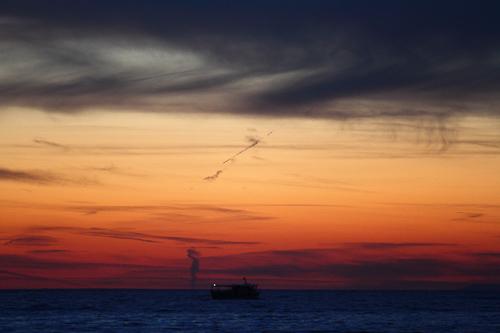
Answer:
(223, 136, 260, 164)
(203, 170, 223, 181)
(203, 131, 272, 181)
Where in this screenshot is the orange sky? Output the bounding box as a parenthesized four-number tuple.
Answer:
(1, 109, 500, 289)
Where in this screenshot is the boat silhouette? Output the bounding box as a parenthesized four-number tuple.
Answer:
(210, 277, 260, 299)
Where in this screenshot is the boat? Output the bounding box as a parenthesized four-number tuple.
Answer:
(210, 277, 260, 299)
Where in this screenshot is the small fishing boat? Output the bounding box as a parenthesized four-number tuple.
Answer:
(210, 277, 260, 299)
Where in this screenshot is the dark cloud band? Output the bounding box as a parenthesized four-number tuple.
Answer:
(0, 1, 499, 119)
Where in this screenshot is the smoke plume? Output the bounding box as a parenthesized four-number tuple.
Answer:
(187, 248, 200, 289)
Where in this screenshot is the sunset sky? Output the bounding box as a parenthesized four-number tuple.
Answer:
(1, 1, 500, 289)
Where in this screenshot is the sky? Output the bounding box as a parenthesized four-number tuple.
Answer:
(1, 0, 500, 289)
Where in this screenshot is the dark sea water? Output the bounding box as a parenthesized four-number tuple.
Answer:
(0, 290, 499, 332)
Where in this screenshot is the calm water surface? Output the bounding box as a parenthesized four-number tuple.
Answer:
(0, 290, 499, 332)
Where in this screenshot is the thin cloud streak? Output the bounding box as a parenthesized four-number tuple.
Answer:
(0, 167, 57, 184)
(61, 203, 250, 215)
(4, 235, 58, 246)
(0, 166, 100, 186)
(33, 138, 69, 150)
(199, 246, 500, 288)
(28, 249, 70, 254)
(0, 269, 84, 287)
(344, 242, 458, 250)
(29, 226, 261, 246)
(0, 201, 275, 223)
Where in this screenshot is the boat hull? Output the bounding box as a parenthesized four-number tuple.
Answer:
(210, 288, 259, 300)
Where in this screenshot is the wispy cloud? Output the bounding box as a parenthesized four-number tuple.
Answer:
(0, 255, 185, 288)
(471, 252, 500, 259)
(0, 254, 153, 271)
(30, 226, 260, 246)
(3, 245, 500, 289)
(0, 269, 84, 287)
(344, 242, 458, 250)
(28, 249, 70, 254)
(4, 235, 58, 246)
(199, 246, 500, 288)
(453, 211, 487, 222)
(62, 203, 248, 215)
(0, 1, 499, 123)
(33, 137, 69, 150)
(0, 166, 100, 186)
(0, 201, 275, 223)
(83, 164, 141, 177)
(0, 167, 57, 184)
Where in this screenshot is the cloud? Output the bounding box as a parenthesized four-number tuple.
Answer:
(0, 254, 152, 270)
(0, 1, 499, 120)
(4, 235, 58, 246)
(77, 228, 159, 243)
(33, 138, 69, 150)
(0, 256, 191, 288)
(471, 252, 500, 259)
(3, 245, 500, 289)
(62, 203, 249, 215)
(201, 247, 500, 288)
(210, 259, 450, 279)
(83, 164, 141, 177)
(0, 166, 100, 186)
(56, 203, 273, 221)
(453, 211, 487, 222)
(344, 242, 458, 250)
(185, 205, 248, 214)
(0, 201, 275, 223)
(0, 167, 58, 184)
(28, 249, 70, 254)
(30, 225, 260, 246)
(0, 269, 84, 287)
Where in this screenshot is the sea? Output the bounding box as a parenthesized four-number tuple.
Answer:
(0, 290, 499, 332)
